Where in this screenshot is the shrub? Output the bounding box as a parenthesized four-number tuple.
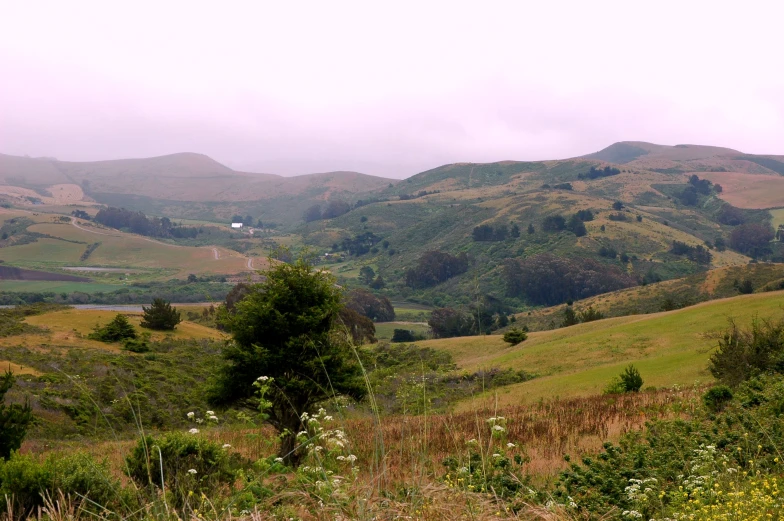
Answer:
(619, 365, 643, 392)
(0, 451, 125, 516)
(123, 333, 151, 353)
(391, 329, 421, 342)
(0, 370, 33, 459)
(87, 313, 137, 342)
(125, 432, 240, 504)
(502, 328, 527, 346)
(579, 306, 604, 323)
(140, 298, 181, 331)
(703, 385, 733, 412)
(709, 318, 784, 386)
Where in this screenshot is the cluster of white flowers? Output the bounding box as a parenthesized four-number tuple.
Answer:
(621, 510, 643, 519)
(487, 415, 507, 434)
(187, 468, 197, 475)
(189, 428, 199, 434)
(256, 376, 270, 382)
(625, 477, 658, 503)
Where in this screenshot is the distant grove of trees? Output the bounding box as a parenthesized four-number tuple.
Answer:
(502, 253, 637, 306)
(670, 241, 712, 265)
(472, 224, 508, 241)
(578, 165, 621, 180)
(333, 232, 382, 256)
(405, 251, 469, 289)
(677, 174, 719, 206)
(540, 209, 593, 237)
(730, 223, 775, 257)
(94, 207, 201, 238)
(303, 199, 362, 222)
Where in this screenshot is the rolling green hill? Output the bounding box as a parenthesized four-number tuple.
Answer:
(410, 290, 784, 408)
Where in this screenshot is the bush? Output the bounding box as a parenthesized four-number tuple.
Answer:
(87, 313, 137, 342)
(0, 451, 126, 516)
(502, 328, 527, 346)
(709, 318, 784, 386)
(391, 329, 424, 342)
(123, 333, 151, 353)
(703, 385, 733, 412)
(619, 365, 643, 392)
(140, 298, 181, 331)
(0, 370, 33, 460)
(125, 432, 241, 505)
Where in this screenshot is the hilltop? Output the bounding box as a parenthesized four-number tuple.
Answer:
(0, 152, 396, 223)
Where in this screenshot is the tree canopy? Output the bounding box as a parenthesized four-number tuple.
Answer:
(209, 257, 366, 465)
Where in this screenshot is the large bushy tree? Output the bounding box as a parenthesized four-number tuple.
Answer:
(730, 222, 775, 258)
(209, 257, 366, 465)
(346, 289, 395, 322)
(0, 369, 33, 459)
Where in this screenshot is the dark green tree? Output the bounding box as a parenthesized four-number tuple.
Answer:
(510, 223, 520, 238)
(619, 365, 643, 392)
(0, 369, 33, 459)
(208, 256, 366, 466)
(88, 313, 138, 342)
(140, 298, 182, 331)
(561, 305, 579, 327)
(358, 265, 375, 285)
(503, 328, 527, 346)
(527, 223, 535, 234)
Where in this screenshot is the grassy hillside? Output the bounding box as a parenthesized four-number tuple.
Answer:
(411, 290, 784, 408)
(514, 262, 784, 330)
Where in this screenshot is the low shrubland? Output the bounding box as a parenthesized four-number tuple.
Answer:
(5, 302, 784, 519)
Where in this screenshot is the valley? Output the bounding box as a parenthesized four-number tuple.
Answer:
(2, 141, 784, 520)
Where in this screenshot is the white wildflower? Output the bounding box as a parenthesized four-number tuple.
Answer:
(188, 469, 197, 474)
(346, 454, 357, 463)
(187, 411, 195, 418)
(274, 457, 284, 463)
(206, 410, 214, 415)
(188, 428, 199, 434)
(493, 425, 505, 432)
(507, 442, 516, 448)
(222, 444, 231, 449)
(257, 376, 269, 382)
(492, 453, 502, 458)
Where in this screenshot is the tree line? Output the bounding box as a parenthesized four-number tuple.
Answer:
(503, 253, 637, 306)
(94, 207, 201, 238)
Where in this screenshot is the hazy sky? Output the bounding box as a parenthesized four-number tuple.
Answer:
(1, 1, 782, 178)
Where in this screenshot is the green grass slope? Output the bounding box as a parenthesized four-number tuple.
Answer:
(408, 291, 784, 408)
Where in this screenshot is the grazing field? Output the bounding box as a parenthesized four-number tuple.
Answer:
(17, 308, 226, 346)
(700, 171, 784, 209)
(0, 213, 254, 277)
(374, 321, 431, 341)
(413, 291, 784, 407)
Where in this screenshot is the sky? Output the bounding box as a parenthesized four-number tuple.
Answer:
(1, 0, 783, 179)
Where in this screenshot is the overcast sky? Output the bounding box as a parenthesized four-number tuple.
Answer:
(1, 1, 782, 178)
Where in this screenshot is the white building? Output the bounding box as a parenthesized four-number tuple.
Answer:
(231, 222, 243, 229)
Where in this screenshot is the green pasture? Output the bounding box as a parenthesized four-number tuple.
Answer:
(374, 321, 431, 341)
(407, 291, 784, 408)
